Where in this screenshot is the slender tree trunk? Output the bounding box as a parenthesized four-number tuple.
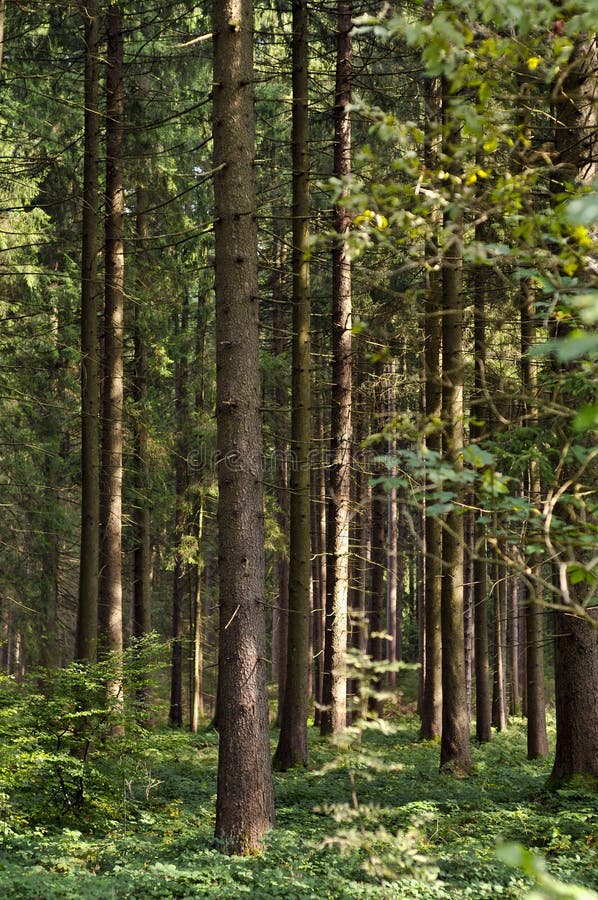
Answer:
(190, 495, 205, 731)
(520, 286, 548, 753)
(0, 0, 5, 74)
(132, 181, 152, 642)
(386, 362, 397, 690)
(471, 224, 491, 741)
(420, 72, 442, 740)
(170, 297, 189, 728)
(98, 5, 125, 679)
(77, 0, 100, 662)
(463, 513, 474, 725)
(271, 239, 289, 728)
(367, 362, 387, 716)
(491, 550, 508, 732)
(213, 0, 275, 850)
(439, 85, 471, 773)
(320, 0, 352, 737)
(312, 389, 328, 727)
(274, 0, 311, 770)
(508, 576, 521, 715)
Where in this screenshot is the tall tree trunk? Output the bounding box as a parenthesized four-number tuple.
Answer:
(386, 361, 398, 689)
(312, 385, 328, 727)
(213, 0, 275, 850)
(98, 5, 125, 680)
(508, 576, 521, 715)
(368, 401, 386, 719)
(471, 222, 491, 742)
(131, 189, 152, 650)
(491, 549, 508, 732)
(169, 297, 189, 728)
(274, 0, 311, 770)
(0, 0, 5, 74)
(190, 293, 209, 731)
(76, 0, 100, 662)
(548, 34, 598, 786)
(420, 72, 442, 740)
(190, 495, 205, 731)
(271, 238, 289, 728)
(439, 85, 471, 773)
(320, 0, 352, 737)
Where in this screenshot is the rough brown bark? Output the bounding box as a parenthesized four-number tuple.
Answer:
(520, 280, 548, 757)
(471, 219, 491, 742)
(131, 183, 152, 650)
(213, 0, 275, 850)
(274, 0, 311, 770)
(169, 297, 189, 728)
(439, 87, 471, 773)
(98, 4, 125, 672)
(548, 34, 598, 786)
(491, 551, 508, 732)
(420, 72, 442, 741)
(76, 0, 100, 662)
(320, 0, 352, 737)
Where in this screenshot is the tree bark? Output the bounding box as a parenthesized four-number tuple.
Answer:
(420, 72, 442, 740)
(76, 0, 100, 662)
(548, 34, 598, 786)
(274, 0, 311, 770)
(213, 0, 275, 850)
(98, 5, 125, 676)
(320, 0, 352, 737)
(471, 219, 491, 742)
(439, 86, 471, 773)
(169, 296, 189, 728)
(131, 188, 152, 650)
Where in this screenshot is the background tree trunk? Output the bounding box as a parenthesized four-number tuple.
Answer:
(320, 0, 352, 737)
(76, 0, 100, 662)
(98, 5, 125, 678)
(274, 0, 311, 770)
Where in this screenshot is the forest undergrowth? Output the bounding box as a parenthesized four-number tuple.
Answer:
(0, 671, 596, 899)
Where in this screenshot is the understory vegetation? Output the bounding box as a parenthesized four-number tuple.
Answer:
(1, 667, 596, 899)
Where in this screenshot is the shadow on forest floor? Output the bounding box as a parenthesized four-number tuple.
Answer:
(0, 705, 596, 898)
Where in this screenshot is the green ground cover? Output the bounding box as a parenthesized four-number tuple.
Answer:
(0, 672, 596, 900)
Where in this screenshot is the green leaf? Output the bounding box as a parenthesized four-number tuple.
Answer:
(565, 191, 598, 227)
(573, 405, 598, 432)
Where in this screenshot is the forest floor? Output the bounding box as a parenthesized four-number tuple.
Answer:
(0, 681, 597, 898)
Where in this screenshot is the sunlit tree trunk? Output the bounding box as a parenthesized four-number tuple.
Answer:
(98, 5, 125, 680)
(439, 85, 471, 773)
(321, 0, 352, 737)
(213, 0, 275, 850)
(420, 71, 443, 739)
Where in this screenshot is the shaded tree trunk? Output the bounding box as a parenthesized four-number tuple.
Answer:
(76, 0, 100, 662)
(471, 220, 491, 742)
(169, 297, 189, 728)
(131, 186, 152, 651)
(274, 0, 311, 770)
(548, 34, 598, 785)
